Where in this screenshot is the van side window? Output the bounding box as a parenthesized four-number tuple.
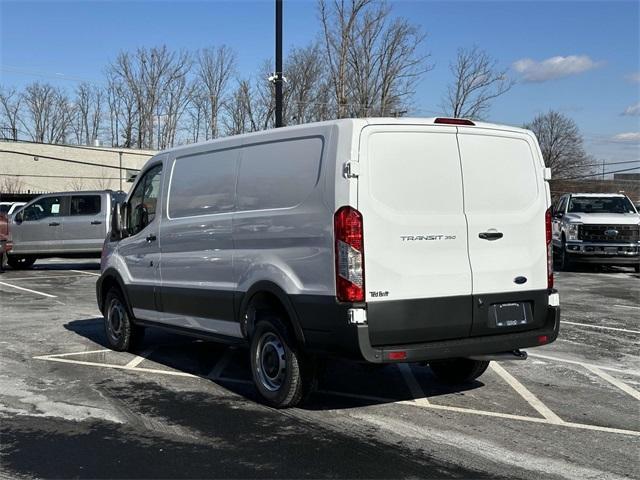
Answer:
(168, 149, 238, 218)
(70, 195, 101, 216)
(237, 137, 323, 210)
(128, 165, 163, 236)
(22, 196, 62, 221)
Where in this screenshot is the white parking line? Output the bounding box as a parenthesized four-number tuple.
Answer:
(583, 364, 640, 401)
(207, 348, 236, 380)
(40, 349, 111, 358)
(614, 304, 640, 310)
(32, 350, 640, 437)
(562, 320, 640, 334)
(528, 352, 640, 377)
(0, 281, 57, 298)
(124, 347, 156, 369)
(397, 363, 430, 406)
(490, 362, 565, 424)
(0, 274, 92, 281)
(70, 269, 101, 276)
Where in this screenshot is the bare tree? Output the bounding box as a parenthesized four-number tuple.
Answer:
(223, 79, 260, 135)
(442, 46, 514, 119)
(1, 176, 25, 193)
(108, 46, 192, 149)
(283, 43, 331, 124)
(92, 168, 112, 190)
(67, 177, 85, 191)
(196, 46, 236, 139)
(319, 0, 429, 118)
(21, 82, 73, 143)
(0, 86, 22, 140)
(73, 82, 103, 145)
(524, 110, 592, 179)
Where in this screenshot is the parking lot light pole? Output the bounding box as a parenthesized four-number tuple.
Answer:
(275, 0, 283, 128)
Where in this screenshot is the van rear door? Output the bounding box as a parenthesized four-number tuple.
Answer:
(456, 127, 549, 336)
(357, 125, 472, 346)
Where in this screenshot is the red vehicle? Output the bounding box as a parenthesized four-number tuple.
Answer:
(0, 212, 11, 271)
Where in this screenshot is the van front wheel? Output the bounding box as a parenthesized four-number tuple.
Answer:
(104, 288, 144, 352)
(250, 316, 314, 408)
(429, 358, 490, 384)
(7, 255, 36, 270)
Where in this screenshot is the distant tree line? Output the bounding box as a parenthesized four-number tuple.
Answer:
(0, 0, 592, 178)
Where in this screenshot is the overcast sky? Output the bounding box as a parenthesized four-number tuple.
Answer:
(1, 0, 638, 172)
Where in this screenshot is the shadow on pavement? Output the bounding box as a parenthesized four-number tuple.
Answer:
(64, 318, 483, 411)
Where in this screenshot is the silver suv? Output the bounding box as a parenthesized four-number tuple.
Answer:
(552, 193, 640, 272)
(7, 190, 125, 269)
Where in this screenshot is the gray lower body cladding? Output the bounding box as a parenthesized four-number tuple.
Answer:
(96, 277, 558, 362)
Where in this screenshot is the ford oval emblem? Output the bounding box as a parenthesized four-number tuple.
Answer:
(604, 229, 619, 237)
(514, 276, 527, 285)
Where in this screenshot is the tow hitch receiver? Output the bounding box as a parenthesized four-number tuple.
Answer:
(468, 350, 528, 361)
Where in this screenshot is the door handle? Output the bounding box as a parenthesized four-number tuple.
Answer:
(91, 220, 102, 225)
(479, 231, 503, 241)
(146, 234, 157, 243)
(48, 222, 60, 227)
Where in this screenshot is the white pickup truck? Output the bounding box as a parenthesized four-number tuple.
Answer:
(552, 193, 640, 272)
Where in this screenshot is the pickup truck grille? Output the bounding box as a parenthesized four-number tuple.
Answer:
(578, 224, 640, 243)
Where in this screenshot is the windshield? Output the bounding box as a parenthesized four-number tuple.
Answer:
(568, 196, 637, 214)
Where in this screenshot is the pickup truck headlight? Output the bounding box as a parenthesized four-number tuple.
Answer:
(566, 223, 580, 241)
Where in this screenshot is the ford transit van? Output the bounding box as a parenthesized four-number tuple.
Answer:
(97, 118, 560, 407)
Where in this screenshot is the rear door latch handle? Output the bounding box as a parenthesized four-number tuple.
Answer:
(91, 220, 102, 225)
(146, 234, 157, 242)
(48, 222, 60, 227)
(479, 231, 503, 240)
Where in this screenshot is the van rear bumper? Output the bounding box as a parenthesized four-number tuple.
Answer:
(356, 305, 560, 363)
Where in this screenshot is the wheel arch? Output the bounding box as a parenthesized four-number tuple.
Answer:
(238, 281, 306, 347)
(98, 268, 134, 318)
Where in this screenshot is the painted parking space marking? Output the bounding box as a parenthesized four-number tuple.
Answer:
(0, 274, 93, 282)
(397, 363, 430, 406)
(490, 362, 564, 424)
(614, 304, 640, 310)
(0, 281, 57, 298)
(69, 269, 101, 277)
(528, 352, 640, 377)
(32, 347, 640, 437)
(124, 347, 156, 369)
(583, 364, 640, 401)
(207, 347, 236, 380)
(562, 320, 640, 335)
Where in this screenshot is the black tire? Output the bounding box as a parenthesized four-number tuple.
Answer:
(558, 238, 572, 271)
(103, 288, 144, 352)
(250, 315, 315, 408)
(7, 255, 36, 270)
(429, 358, 490, 384)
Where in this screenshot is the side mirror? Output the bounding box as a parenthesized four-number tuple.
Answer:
(14, 211, 23, 224)
(554, 212, 564, 219)
(121, 202, 130, 236)
(110, 201, 129, 240)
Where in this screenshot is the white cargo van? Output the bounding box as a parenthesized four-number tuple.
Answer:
(97, 118, 560, 407)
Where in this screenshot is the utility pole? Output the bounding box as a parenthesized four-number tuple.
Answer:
(275, 0, 284, 128)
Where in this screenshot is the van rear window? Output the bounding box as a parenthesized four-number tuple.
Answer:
(237, 137, 323, 210)
(168, 149, 239, 218)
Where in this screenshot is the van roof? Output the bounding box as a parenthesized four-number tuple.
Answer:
(161, 117, 534, 156)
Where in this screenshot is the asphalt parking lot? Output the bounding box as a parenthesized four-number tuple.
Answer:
(1, 259, 638, 479)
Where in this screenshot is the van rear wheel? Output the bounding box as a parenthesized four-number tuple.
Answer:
(7, 255, 36, 270)
(250, 315, 315, 408)
(104, 288, 144, 352)
(429, 358, 490, 384)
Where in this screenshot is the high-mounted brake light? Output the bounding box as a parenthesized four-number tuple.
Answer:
(434, 117, 475, 126)
(546, 208, 554, 289)
(334, 206, 365, 302)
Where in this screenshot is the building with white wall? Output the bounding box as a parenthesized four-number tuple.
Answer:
(0, 140, 156, 196)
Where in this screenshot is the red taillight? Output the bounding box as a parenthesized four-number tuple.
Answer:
(538, 335, 549, 345)
(434, 117, 475, 126)
(388, 351, 407, 361)
(334, 206, 365, 302)
(546, 207, 554, 289)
